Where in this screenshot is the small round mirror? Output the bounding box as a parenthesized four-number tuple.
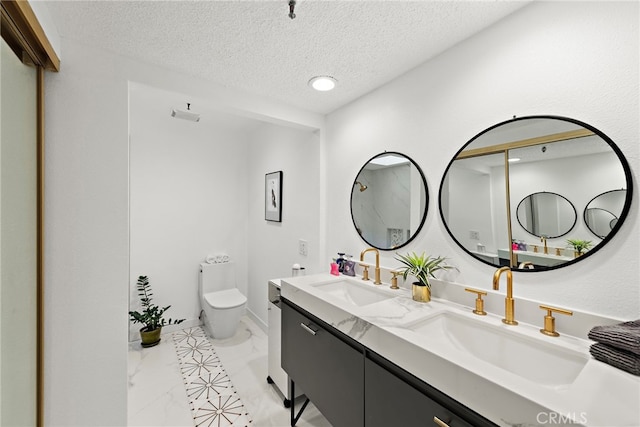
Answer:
(516, 192, 577, 238)
(584, 189, 626, 239)
(351, 152, 428, 250)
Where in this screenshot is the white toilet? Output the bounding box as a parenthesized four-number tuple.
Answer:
(199, 261, 247, 339)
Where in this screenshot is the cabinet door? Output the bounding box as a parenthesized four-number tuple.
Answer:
(365, 357, 476, 427)
(282, 300, 364, 427)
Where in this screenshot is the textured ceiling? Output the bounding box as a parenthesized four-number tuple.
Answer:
(46, 1, 530, 115)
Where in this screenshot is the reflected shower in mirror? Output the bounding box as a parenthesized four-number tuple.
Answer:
(351, 152, 428, 250)
(516, 192, 576, 238)
(584, 189, 626, 239)
(439, 116, 633, 271)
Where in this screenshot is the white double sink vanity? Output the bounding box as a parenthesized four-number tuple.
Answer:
(279, 273, 640, 427)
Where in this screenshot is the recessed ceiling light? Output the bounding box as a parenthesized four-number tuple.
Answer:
(308, 76, 337, 92)
(508, 157, 521, 162)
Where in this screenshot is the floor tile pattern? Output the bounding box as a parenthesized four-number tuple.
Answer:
(128, 316, 331, 426)
(173, 327, 253, 427)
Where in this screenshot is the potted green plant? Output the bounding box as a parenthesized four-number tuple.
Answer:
(129, 275, 185, 347)
(395, 252, 457, 302)
(566, 239, 593, 257)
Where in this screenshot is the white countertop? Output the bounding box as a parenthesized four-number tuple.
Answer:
(280, 273, 640, 427)
(513, 249, 574, 261)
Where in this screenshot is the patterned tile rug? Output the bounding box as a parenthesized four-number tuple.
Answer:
(172, 327, 253, 427)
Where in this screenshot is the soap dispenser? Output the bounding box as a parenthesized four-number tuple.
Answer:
(336, 252, 346, 273)
(343, 255, 356, 276)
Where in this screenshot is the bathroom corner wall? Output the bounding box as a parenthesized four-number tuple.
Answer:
(129, 84, 253, 340)
(247, 123, 322, 327)
(324, 1, 639, 320)
(44, 37, 322, 426)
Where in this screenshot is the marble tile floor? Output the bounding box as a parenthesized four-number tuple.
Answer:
(128, 316, 332, 427)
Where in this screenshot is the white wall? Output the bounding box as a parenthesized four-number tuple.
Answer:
(130, 85, 321, 335)
(324, 1, 639, 319)
(446, 165, 498, 253)
(247, 123, 321, 326)
(44, 37, 322, 426)
(129, 84, 253, 339)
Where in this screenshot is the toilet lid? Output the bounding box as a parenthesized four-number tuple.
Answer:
(204, 289, 247, 309)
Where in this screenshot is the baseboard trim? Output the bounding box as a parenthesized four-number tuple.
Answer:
(246, 308, 267, 334)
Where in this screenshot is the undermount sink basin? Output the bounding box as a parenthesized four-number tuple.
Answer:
(311, 280, 395, 307)
(406, 312, 588, 387)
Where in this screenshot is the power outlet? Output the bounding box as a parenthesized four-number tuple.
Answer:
(299, 239, 308, 256)
(469, 230, 480, 240)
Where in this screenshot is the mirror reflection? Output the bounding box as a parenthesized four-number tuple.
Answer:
(351, 152, 428, 250)
(584, 189, 626, 239)
(516, 192, 576, 238)
(439, 116, 633, 270)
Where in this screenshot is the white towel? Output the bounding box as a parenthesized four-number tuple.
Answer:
(205, 254, 230, 264)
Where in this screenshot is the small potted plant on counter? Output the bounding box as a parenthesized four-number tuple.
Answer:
(395, 252, 457, 302)
(566, 239, 593, 258)
(129, 275, 185, 347)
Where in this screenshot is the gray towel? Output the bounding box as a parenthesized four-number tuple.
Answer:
(588, 320, 640, 356)
(590, 343, 640, 376)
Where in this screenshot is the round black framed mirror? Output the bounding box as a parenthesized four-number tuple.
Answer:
(584, 189, 626, 239)
(516, 192, 577, 238)
(351, 152, 428, 250)
(439, 115, 633, 271)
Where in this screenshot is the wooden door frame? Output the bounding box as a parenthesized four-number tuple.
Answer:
(1, 1, 59, 425)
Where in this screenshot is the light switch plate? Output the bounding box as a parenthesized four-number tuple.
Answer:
(299, 239, 308, 256)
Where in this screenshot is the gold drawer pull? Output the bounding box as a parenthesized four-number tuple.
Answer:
(433, 416, 451, 427)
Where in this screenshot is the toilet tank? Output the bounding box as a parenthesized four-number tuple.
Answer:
(199, 262, 236, 294)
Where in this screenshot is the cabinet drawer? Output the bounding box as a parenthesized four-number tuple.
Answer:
(282, 300, 364, 427)
(365, 353, 496, 427)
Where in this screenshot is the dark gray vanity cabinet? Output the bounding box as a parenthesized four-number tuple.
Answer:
(282, 299, 496, 427)
(282, 299, 365, 427)
(365, 352, 491, 427)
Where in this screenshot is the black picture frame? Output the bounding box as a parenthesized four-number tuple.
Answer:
(265, 171, 283, 222)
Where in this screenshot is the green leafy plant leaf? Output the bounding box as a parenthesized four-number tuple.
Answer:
(566, 239, 593, 254)
(395, 252, 457, 289)
(128, 276, 185, 331)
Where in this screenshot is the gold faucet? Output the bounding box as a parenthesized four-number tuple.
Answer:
(492, 266, 518, 325)
(539, 305, 573, 337)
(540, 236, 548, 254)
(518, 261, 534, 270)
(360, 248, 382, 285)
(390, 270, 402, 290)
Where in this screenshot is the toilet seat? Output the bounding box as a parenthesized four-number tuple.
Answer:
(204, 288, 247, 309)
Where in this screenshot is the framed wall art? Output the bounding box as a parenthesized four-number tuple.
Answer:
(265, 171, 283, 222)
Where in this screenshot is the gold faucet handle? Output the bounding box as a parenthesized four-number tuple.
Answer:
(518, 261, 534, 270)
(539, 305, 573, 337)
(390, 270, 403, 290)
(464, 288, 487, 315)
(359, 264, 370, 281)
